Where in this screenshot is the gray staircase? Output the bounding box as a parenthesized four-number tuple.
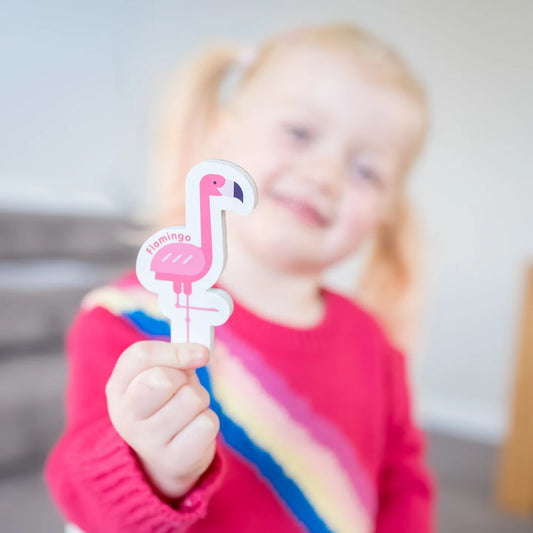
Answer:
(0, 209, 139, 528)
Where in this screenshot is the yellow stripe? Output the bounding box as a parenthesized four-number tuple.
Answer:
(211, 343, 371, 533)
(81, 286, 163, 318)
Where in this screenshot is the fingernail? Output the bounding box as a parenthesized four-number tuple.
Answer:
(181, 345, 208, 366)
(192, 345, 209, 364)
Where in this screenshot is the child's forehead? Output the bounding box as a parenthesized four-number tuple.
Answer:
(243, 47, 415, 122)
(256, 44, 360, 86)
(245, 45, 402, 108)
(233, 45, 424, 160)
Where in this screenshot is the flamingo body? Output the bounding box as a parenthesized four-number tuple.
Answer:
(151, 242, 206, 279)
(151, 242, 207, 295)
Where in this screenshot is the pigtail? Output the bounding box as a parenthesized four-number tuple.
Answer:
(356, 195, 425, 357)
(150, 44, 240, 227)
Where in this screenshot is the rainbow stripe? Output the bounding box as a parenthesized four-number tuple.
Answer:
(84, 285, 376, 532)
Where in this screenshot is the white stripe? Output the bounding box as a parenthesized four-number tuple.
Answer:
(161, 252, 172, 262)
(182, 255, 193, 264)
(172, 254, 183, 263)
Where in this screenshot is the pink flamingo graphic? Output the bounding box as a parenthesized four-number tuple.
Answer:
(149, 173, 243, 341)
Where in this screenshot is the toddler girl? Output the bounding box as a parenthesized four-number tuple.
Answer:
(46, 23, 434, 533)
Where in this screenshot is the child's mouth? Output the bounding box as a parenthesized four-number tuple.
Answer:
(270, 192, 329, 227)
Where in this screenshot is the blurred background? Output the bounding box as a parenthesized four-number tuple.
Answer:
(1, 1, 532, 531)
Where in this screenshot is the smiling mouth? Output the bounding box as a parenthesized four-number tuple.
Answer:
(270, 192, 330, 227)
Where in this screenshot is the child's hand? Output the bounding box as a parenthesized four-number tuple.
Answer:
(105, 341, 219, 499)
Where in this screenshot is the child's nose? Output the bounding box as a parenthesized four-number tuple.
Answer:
(300, 152, 344, 197)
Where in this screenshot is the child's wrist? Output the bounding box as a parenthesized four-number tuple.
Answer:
(138, 455, 201, 501)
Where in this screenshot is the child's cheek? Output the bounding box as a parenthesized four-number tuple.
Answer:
(216, 132, 281, 194)
(343, 189, 380, 235)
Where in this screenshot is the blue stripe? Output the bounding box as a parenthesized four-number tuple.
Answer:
(197, 366, 332, 533)
(122, 310, 170, 337)
(119, 308, 332, 532)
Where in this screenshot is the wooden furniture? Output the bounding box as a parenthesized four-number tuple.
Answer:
(497, 265, 533, 513)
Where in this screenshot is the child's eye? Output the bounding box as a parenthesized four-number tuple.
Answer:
(283, 122, 313, 144)
(350, 161, 384, 189)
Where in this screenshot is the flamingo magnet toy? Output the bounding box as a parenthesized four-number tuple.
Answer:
(136, 159, 258, 350)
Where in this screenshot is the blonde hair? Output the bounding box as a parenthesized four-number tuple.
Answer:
(150, 24, 429, 356)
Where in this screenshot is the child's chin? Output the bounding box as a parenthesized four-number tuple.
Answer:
(261, 238, 327, 272)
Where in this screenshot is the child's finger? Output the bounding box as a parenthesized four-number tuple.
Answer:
(126, 366, 188, 420)
(107, 341, 209, 396)
(142, 381, 211, 442)
(183, 367, 202, 385)
(166, 410, 220, 475)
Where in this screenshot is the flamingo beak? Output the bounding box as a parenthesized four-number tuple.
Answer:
(219, 178, 244, 202)
(233, 181, 243, 202)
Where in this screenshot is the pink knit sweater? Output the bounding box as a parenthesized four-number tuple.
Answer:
(45, 271, 434, 532)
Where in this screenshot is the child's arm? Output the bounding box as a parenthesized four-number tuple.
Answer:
(44, 306, 226, 533)
(374, 345, 435, 533)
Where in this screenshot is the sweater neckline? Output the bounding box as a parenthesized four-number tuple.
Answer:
(215, 281, 343, 356)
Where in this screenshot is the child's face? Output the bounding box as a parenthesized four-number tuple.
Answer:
(208, 45, 422, 274)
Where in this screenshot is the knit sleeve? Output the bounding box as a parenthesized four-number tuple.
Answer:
(374, 344, 435, 533)
(44, 305, 226, 533)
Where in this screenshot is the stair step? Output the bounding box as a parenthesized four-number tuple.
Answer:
(0, 352, 66, 473)
(0, 259, 132, 351)
(0, 209, 141, 261)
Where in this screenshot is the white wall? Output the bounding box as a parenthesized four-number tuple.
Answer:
(1, 0, 532, 442)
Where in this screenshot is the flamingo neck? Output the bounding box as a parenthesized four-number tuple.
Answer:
(200, 191, 213, 266)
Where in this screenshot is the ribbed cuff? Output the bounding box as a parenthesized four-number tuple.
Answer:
(73, 420, 225, 533)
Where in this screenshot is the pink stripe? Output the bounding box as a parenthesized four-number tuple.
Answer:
(213, 346, 371, 529)
(216, 328, 377, 515)
(114, 277, 141, 289)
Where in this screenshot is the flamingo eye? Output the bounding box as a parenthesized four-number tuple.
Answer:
(213, 180, 217, 185)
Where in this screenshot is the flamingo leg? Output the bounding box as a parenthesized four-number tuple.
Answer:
(173, 280, 222, 342)
(174, 280, 182, 309)
(185, 292, 190, 342)
(177, 302, 218, 312)
(175, 285, 217, 313)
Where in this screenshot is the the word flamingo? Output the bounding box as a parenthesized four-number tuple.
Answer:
(149, 173, 243, 341)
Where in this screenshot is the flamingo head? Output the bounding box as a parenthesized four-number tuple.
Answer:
(200, 173, 243, 202)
